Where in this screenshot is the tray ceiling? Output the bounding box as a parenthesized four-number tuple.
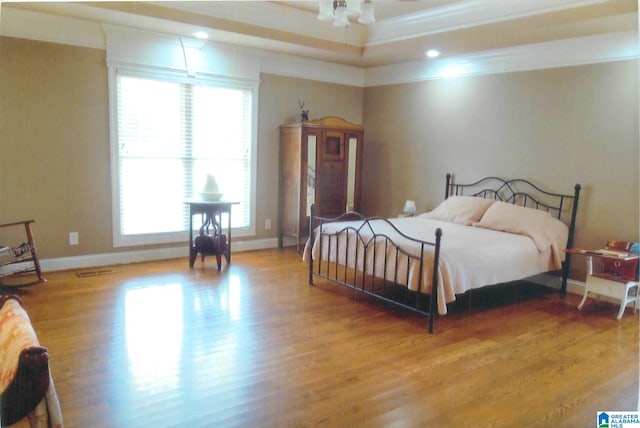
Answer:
(2, 0, 637, 69)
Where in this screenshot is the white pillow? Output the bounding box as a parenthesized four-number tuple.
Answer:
(473, 201, 568, 252)
(418, 195, 495, 225)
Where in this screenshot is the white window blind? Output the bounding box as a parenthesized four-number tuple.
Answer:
(113, 70, 254, 246)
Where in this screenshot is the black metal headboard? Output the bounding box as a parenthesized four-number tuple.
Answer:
(444, 173, 581, 293)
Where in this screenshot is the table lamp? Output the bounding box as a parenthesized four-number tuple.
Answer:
(402, 200, 417, 217)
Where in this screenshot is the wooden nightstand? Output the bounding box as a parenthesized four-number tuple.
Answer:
(567, 246, 639, 320)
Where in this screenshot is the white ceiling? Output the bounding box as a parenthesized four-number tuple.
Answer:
(3, 0, 638, 69)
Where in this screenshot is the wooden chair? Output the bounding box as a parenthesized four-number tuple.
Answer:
(578, 240, 639, 320)
(0, 220, 45, 287)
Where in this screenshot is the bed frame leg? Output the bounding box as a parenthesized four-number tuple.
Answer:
(561, 183, 581, 295)
(308, 204, 315, 285)
(561, 257, 570, 295)
(428, 312, 435, 334)
(427, 228, 443, 334)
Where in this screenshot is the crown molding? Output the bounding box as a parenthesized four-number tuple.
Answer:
(367, 0, 614, 45)
(1, 4, 637, 89)
(0, 5, 106, 49)
(364, 30, 639, 87)
(260, 53, 365, 87)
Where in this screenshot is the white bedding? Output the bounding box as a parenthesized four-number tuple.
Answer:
(309, 215, 568, 315)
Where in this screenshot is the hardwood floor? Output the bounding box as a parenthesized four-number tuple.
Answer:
(8, 248, 639, 427)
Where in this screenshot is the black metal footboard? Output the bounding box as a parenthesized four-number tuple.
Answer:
(307, 205, 443, 333)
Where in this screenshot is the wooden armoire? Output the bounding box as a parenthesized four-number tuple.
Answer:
(279, 116, 364, 251)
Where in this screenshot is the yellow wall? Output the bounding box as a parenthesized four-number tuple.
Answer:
(257, 73, 364, 243)
(1, 36, 111, 258)
(1, 35, 638, 270)
(362, 60, 639, 252)
(0, 36, 365, 259)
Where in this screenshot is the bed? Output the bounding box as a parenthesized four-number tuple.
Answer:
(306, 174, 581, 333)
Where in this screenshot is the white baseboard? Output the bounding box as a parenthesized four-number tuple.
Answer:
(40, 237, 280, 272)
(527, 272, 584, 295)
(41, 252, 630, 309)
(280, 236, 301, 247)
(527, 272, 636, 307)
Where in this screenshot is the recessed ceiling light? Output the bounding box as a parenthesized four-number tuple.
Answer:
(426, 49, 441, 58)
(194, 31, 209, 40)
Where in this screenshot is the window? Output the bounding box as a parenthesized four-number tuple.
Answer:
(110, 68, 257, 247)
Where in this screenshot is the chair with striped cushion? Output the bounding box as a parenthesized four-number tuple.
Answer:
(0, 220, 45, 287)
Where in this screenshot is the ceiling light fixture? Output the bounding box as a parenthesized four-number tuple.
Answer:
(318, 0, 375, 27)
(193, 31, 209, 40)
(426, 49, 441, 58)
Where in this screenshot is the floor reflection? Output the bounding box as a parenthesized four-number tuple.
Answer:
(220, 274, 242, 321)
(190, 273, 242, 322)
(125, 282, 184, 392)
(117, 271, 254, 421)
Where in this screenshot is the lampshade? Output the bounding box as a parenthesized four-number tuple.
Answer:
(403, 200, 417, 214)
(319, 0, 374, 27)
(333, 1, 349, 27)
(317, 0, 334, 21)
(358, 0, 375, 24)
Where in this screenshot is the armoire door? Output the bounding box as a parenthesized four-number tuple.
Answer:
(315, 130, 347, 217)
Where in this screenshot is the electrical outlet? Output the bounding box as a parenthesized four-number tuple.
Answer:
(265, 218, 272, 230)
(69, 232, 79, 246)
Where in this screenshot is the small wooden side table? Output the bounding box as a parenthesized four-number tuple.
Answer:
(186, 200, 238, 270)
(566, 248, 639, 320)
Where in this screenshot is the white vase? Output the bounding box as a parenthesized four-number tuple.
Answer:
(200, 174, 222, 201)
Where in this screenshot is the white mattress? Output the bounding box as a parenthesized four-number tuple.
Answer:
(310, 216, 566, 315)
